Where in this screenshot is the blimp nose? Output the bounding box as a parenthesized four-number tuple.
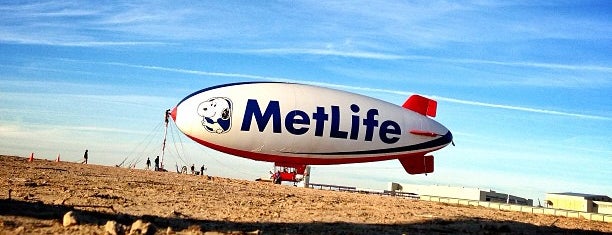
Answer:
(170, 106, 178, 121)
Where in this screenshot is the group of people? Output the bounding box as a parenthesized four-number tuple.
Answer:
(145, 157, 206, 175)
(145, 156, 161, 171)
(81, 150, 207, 175)
(189, 164, 207, 175)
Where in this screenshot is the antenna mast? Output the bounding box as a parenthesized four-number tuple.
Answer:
(160, 109, 170, 170)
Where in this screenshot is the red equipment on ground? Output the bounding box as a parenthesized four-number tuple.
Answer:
(271, 163, 308, 184)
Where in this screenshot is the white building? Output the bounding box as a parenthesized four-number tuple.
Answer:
(389, 183, 533, 206)
(546, 192, 612, 214)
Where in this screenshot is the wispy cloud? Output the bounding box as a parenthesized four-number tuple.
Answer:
(0, 1, 173, 47)
(2, 0, 611, 80)
(314, 82, 611, 120)
(442, 58, 612, 73)
(100, 62, 281, 81)
(234, 48, 405, 60)
(430, 96, 611, 121)
(0, 31, 169, 47)
(6, 58, 609, 120)
(2, 1, 609, 50)
(224, 48, 612, 73)
(92, 61, 611, 121)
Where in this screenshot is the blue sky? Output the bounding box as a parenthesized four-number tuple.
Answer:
(1, 1, 610, 202)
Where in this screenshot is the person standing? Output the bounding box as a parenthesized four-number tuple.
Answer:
(271, 171, 281, 184)
(200, 164, 205, 175)
(82, 149, 88, 164)
(154, 156, 160, 171)
(146, 157, 151, 170)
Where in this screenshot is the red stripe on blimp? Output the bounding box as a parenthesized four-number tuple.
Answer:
(185, 134, 436, 165)
(409, 130, 440, 137)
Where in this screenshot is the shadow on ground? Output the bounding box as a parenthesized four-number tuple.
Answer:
(0, 199, 607, 234)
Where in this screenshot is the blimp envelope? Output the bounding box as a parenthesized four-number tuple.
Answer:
(171, 82, 452, 175)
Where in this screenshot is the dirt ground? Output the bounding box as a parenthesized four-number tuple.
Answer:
(1, 155, 610, 234)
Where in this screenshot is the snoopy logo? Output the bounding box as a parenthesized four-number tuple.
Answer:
(197, 97, 232, 134)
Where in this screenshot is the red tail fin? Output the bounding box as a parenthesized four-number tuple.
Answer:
(402, 95, 437, 117)
(399, 155, 434, 174)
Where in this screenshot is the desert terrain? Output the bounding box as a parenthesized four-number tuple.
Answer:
(1, 154, 610, 234)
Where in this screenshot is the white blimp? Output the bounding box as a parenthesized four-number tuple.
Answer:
(170, 82, 452, 182)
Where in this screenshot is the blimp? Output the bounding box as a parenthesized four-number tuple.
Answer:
(169, 82, 452, 182)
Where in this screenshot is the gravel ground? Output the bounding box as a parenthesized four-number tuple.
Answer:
(1, 155, 611, 234)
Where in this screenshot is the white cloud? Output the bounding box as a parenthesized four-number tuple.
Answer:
(236, 48, 404, 60)
(219, 47, 612, 75)
(92, 61, 611, 121)
(430, 96, 611, 121)
(444, 58, 612, 73)
(0, 31, 168, 47)
(2, 1, 610, 50)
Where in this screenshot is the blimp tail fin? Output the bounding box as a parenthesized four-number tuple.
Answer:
(399, 155, 434, 174)
(403, 95, 437, 117)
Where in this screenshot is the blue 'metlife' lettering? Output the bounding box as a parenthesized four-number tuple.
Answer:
(241, 99, 281, 133)
(380, 120, 401, 144)
(285, 110, 309, 135)
(241, 99, 401, 144)
(330, 106, 348, 139)
(312, 107, 328, 136)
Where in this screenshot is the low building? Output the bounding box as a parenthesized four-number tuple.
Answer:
(389, 183, 533, 206)
(545, 192, 612, 214)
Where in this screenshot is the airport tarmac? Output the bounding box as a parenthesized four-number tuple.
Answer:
(1, 155, 610, 234)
